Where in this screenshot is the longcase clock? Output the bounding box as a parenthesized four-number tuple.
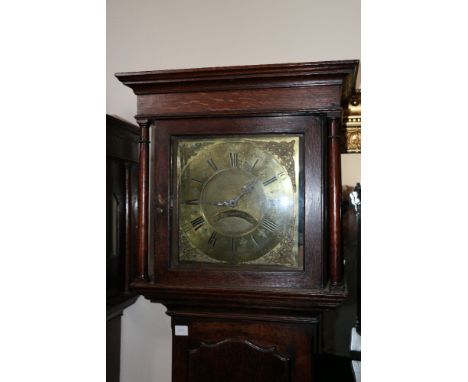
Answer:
(116, 60, 359, 382)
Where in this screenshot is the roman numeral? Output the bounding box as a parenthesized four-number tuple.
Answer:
(207, 158, 218, 171)
(208, 231, 218, 247)
(251, 159, 259, 170)
(185, 199, 200, 205)
(262, 176, 277, 186)
(251, 234, 259, 246)
(262, 218, 278, 233)
(191, 216, 205, 230)
(229, 152, 238, 168)
(231, 238, 237, 253)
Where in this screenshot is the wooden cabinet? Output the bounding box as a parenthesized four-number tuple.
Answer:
(106, 115, 139, 382)
(116, 60, 359, 381)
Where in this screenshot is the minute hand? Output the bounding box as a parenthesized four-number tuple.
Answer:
(225, 181, 256, 208)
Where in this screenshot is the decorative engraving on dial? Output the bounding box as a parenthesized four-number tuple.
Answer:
(176, 135, 301, 268)
(256, 140, 297, 192)
(180, 141, 211, 166)
(179, 230, 219, 263)
(248, 222, 297, 267)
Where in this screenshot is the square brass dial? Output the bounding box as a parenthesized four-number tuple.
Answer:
(174, 135, 303, 269)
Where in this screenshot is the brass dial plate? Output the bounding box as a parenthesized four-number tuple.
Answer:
(175, 135, 302, 268)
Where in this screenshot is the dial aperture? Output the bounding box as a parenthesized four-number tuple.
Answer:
(200, 168, 265, 237)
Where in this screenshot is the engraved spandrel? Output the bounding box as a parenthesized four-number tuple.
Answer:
(248, 220, 298, 267)
(179, 140, 212, 168)
(255, 140, 297, 192)
(179, 230, 219, 263)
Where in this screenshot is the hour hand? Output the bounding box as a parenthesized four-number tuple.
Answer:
(184, 199, 229, 206)
(223, 180, 257, 207)
(232, 180, 256, 202)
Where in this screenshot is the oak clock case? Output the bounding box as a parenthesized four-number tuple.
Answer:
(175, 135, 303, 269)
(152, 115, 324, 291)
(116, 60, 359, 382)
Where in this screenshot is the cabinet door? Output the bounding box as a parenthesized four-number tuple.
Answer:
(107, 159, 126, 299)
(172, 318, 319, 382)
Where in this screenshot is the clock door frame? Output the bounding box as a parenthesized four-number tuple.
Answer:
(150, 114, 327, 290)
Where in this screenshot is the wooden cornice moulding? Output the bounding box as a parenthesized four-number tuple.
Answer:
(115, 60, 359, 93)
(116, 61, 359, 117)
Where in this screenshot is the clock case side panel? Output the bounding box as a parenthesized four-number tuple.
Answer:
(106, 115, 140, 305)
(149, 115, 326, 295)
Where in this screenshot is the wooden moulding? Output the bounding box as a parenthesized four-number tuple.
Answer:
(139, 283, 350, 313)
(116, 60, 359, 118)
(116, 61, 359, 93)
